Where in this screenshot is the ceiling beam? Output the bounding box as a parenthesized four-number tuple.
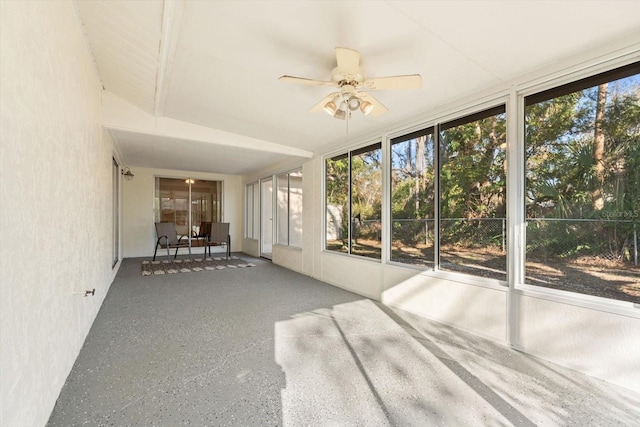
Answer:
(154, 0, 185, 117)
(102, 91, 314, 158)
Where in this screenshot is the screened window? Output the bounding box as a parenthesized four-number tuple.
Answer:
(326, 143, 382, 259)
(326, 154, 349, 254)
(276, 169, 303, 247)
(439, 106, 507, 280)
(525, 62, 640, 303)
(390, 128, 435, 266)
(245, 182, 259, 240)
(277, 174, 288, 244)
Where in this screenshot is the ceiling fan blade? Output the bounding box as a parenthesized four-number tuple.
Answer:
(309, 92, 341, 112)
(279, 75, 336, 87)
(358, 92, 388, 117)
(363, 74, 422, 90)
(335, 47, 360, 74)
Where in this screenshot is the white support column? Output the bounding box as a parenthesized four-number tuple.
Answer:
(380, 133, 391, 266)
(506, 86, 526, 347)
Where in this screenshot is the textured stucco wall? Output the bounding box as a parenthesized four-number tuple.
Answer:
(0, 2, 116, 425)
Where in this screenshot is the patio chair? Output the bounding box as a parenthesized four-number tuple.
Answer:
(192, 221, 212, 249)
(153, 222, 191, 261)
(204, 222, 231, 258)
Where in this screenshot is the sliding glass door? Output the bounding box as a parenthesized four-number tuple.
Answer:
(154, 177, 223, 247)
(190, 180, 223, 234)
(260, 177, 273, 259)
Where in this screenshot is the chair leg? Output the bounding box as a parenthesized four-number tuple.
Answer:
(153, 237, 166, 261)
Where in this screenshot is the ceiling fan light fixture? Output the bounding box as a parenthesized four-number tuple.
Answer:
(360, 101, 374, 115)
(323, 101, 337, 116)
(334, 99, 349, 120)
(347, 95, 360, 111)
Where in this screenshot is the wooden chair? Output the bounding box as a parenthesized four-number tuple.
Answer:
(153, 222, 191, 261)
(204, 222, 231, 258)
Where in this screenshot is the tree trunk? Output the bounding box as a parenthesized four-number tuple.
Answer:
(592, 82, 608, 211)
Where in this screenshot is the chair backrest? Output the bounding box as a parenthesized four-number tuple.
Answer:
(208, 222, 230, 243)
(155, 222, 179, 245)
(196, 221, 212, 238)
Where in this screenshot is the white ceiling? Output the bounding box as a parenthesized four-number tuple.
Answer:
(74, 0, 640, 175)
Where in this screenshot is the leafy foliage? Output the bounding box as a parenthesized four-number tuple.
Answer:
(326, 146, 383, 259)
(526, 74, 640, 261)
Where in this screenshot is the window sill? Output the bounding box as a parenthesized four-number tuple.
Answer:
(322, 249, 382, 263)
(273, 244, 302, 251)
(418, 268, 508, 292)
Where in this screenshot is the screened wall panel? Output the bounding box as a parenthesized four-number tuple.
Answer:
(390, 128, 435, 266)
(439, 106, 507, 280)
(525, 62, 640, 303)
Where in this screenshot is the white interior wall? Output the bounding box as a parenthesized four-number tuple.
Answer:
(121, 166, 243, 258)
(515, 292, 640, 379)
(301, 160, 317, 276)
(0, 2, 118, 425)
(272, 246, 304, 273)
(382, 274, 508, 343)
(243, 238, 260, 258)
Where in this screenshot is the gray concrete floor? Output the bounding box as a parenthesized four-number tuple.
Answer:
(48, 254, 640, 426)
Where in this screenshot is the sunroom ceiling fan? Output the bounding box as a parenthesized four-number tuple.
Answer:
(279, 47, 421, 120)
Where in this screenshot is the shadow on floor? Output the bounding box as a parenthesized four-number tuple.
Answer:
(49, 254, 640, 426)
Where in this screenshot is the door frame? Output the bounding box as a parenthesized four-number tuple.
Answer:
(260, 176, 274, 259)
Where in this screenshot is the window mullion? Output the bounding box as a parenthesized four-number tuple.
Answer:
(348, 151, 353, 254)
(287, 173, 291, 246)
(434, 126, 441, 270)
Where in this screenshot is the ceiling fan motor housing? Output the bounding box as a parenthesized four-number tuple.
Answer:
(332, 67, 365, 86)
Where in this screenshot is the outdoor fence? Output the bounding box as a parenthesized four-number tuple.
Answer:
(526, 218, 638, 266)
(390, 217, 638, 266)
(355, 219, 382, 241)
(392, 218, 505, 250)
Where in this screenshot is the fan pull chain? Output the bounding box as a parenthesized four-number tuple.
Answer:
(346, 110, 349, 134)
(346, 106, 351, 134)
